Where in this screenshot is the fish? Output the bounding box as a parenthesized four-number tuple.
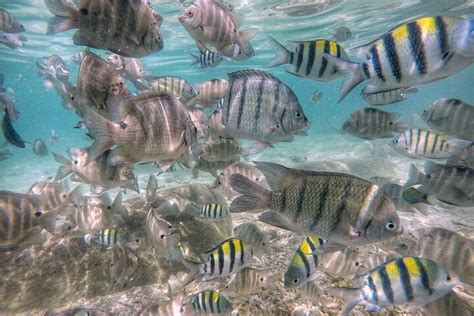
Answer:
(0, 80, 19, 122)
(326, 16, 474, 102)
(196, 138, 243, 162)
(341, 108, 408, 139)
(192, 156, 238, 178)
(2, 108, 26, 148)
(330, 26, 352, 42)
(27, 178, 70, 211)
(145, 174, 159, 202)
(192, 79, 229, 107)
(84, 228, 125, 249)
(223, 267, 276, 297)
(53, 147, 139, 194)
(285, 235, 326, 289)
(188, 108, 208, 139)
(139, 294, 186, 316)
(0, 31, 27, 49)
(138, 76, 196, 104)
(44, 0, 164, 57)
(214, 162, 268, 200)
(406, 161, 474, 207)
(296, 281, 324, 307)
(0, 8, 25, 33)
(327, 257, 458, 315)
(48, 77, 77, 110)
(32, 139, 49, 157)
(267, 37, 349, 82)
(447, 144, 474, 169)
(222, 69, 308, 149)
(310, 90, 323, 103)
(390, 128, 471, 159)
(423, 291, 474, 316)
(381, 183, 431, 214)
(45, 308, 113, 316)
(70, 51, 84, 64)
(75, 50, 131, 119)
(110, 245, 139, 288)
(106, 54, 149, 89)
(0, 148, 12, 161)
(49, 129, 59, 144)
(381, 227, 474, 286)
(230, 161, 402, 252)
(186, 290, 233, 315)
(36, 55, 70, 82)
(199, 203, 230, 220)
(233, 222, 270, 257)
(207, 109, 225, 141)
(0, 191, 58, 251)
(422, 98, 474, 141)
(362, 87, 418, 106)
(179, 0, 257, 60)
(191, 50, 224, 68)
(84, 92, 198, 172)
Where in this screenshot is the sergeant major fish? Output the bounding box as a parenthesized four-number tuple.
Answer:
(27, 178, 70, 211)
(84, 228, 124, 249)
(362, 87, 418, 106)
(138, 76, 196, 104)
(330, 26, 352, 42)
(447, 144, 474, 169)
(223, 267, 277, 297)
(185, 290, 233, 315)
(192, 79, 229, 108)
(214, 162, 268, 200)
(0, 8, 25, 33)
(191, 50, 224, 68)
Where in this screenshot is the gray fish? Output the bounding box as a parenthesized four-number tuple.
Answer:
(406, 161, 474, 207)
(32, 139, 49, 157)
(233, 222, 270, 256)
(0, 191, 58, 251)
(381, 183, 431, 214)
(44, 0, 163, 57)
(424, 292, 474, 316)
(0, 31, 27, 49)
(139, 294, 185, 316)
(268, 37, 349, 82)
(193, 79, 229, 108)
(145, 174, 158, 202)
(207, 109, 225, 141)
(362, 87, 418, 106)
(223, 267, 276, 297)
(381, 227, 474, 286)
(27, 179, 69, 211)
(310, 90, 323, 103)
(422, 98, 474, 140)
(0, 148, 12, 161)
(192, 156, 238, 178)
(145, 207, 181, 263)
(107, 54, 149, 86)
(222, 69, 308, 149)
(49, 129, 59, 144)
(36, 55, 70, 82)
(110, 245, 139, 288)
(296, 281, 324, 307)
(197, 138, 242, 162)
(2, 108, 25, 148)
(188, 108, 208, 140)
(0, 93, 19, 123)
(447, 144, 474, 169)
(330, 26, 352, 42)
(0, 8, 25, 33)
(70, 51, 84, 64)
(48, 77, 77, 110)
(139, 76, 196, 103)
(342, 108, 408, 139)
(230, 162, 402, 253)
(53, 148, 139, 194)
(191, 50, 224, 68)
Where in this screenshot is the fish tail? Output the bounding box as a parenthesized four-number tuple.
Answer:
(190, 54, 199, 65)
(45, 0, 79, 34)
(322, 54, 364, 103)
(405, 164, 424, 187)
(168, 263, 200, 294)
(39, 209, 58, 234)
(325, 287, 362, 316)
(230, 174, 271, 213)
(84, 110, 117, 165)
(113, 192, 128, 218)
(240, 141, 269, 157)
(393, 120, 409, 133)
(84, 234, 93, 245)
(236, 28, 258, 56)
(446, 139, 471, 154)
(52, 152, 73, 180)
(267, 36, 290, 67)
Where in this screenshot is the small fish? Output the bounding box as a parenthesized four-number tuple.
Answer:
(191, 50, 224, 68)
(0, 148, 12, 161)
(207, 109, 225, 141)
(48, 129, 59, 145)
(0, 8, 25, 33)
(139, 76, 196, 103)
(326, 16, 474, 102)
(310, 90, 323, 103)
(44, 0, 163, 57)
(390, 128, 471, 159)
(342, 108, 408, 139)
(70, 51, 84, 64)
(328, 257, 458, 315)
(188, 108, 208, 140)
(145, 207, 181, 262)
(36, 55, 70, 82)
(296, 281, 324, 306)
(0, 77, 19, 122)
(223, 267, 276, 297)
(32, 139, 49, 157)
(145, 174, 158, 202)
(0, 32, 27, 49)
(107, 54, 149, 89)
(139, 294, 186, 316)
(330, 26, 352, 42)
(268, 37, 349, 82)
(187, 290, 233, 315)
(84, 228, 125, 249)
(191, 156, 238, 178)
(230, 162, 402, 252)
(423, 292, 474, 316)
(48, 77, 77, 110)
(381, 183, 431, 214)
(447, 144, 474, 169)
(27, 179, 70, 211)
(214, 162, 268, 200)
(193, 79, 229, 108)
(402, 187, 432, 205)
(199, 203, 230, 220)
(2, 108, 25, 148)
(110, 245, 139, 288)
(362, 87, 418, 106)
(233, 222, 270, 256)
(197, 138, 242, 162)
(406, 161, 474, 207)
(422, 98, 474, 141)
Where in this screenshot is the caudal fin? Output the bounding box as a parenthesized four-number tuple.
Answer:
(44, 0, 79, 34)
(446, 138, 471, 155)
(52, 152, 73, 180)
(323, 54, 364, 103)
(84, 110, 117, 165)
(267, 36, 290, 67)
(229, 174, 271, 213)
(112, 192, 128, 218)
(405, 164, 424, 187)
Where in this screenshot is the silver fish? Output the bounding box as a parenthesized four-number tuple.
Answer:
(27, 179, 69, 211)
(342, 108, 408, 139)
(191, 50, 224, 68)
(36, 55, 70, 82)
(139, 76, 196, 103)
(145, 174, 159, 203)
(330, 26, 352, 42)
(197, 138, 242, 162)
(362, 87, 418, 106)
(107, 54, 149, 89)
(0, 77, 19, 122)
(193, 79, 229, 108)
(310, 90, 323, 103)
(110, 245, 139, 288)
(48, 129, 59, 144)
(214, 162, 268, 200)
(139, 293, 185, 316)
(47, 77, 77, 110)
(32, 139, 49, 157)
(233, 222, 270, 256)
(447, 144, 474, 169)
(145, 207, 181, 263)
(0, 8, 25, 33)
(0, 32, 27, 49)
(207, 109, 225, 141)
(223, 267, 276, 297)
(192, 156, 238, 178)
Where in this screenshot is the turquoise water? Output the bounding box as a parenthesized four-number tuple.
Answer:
(1, 0, 474, 314)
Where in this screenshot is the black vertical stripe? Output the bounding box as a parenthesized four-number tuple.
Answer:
(297, 249, 311, 277)
(239, 239, 244, 265)
(236, 78, 247, 128)
(210, 253, 215, 275)
(305, 41, 316, 76)
(318, 41, 330, 78)
(295, 44, 304, 73)
(408, 21, 427, 75)
(209, 292, 215, 313)
(310, 182, 329, 231)
(397, 259, 414, 302)
(254, 79, 265, 132)
(229, 239, 236, 272)
(216, 292, 221, 313)
(415, 258, 433, 295)
(280, 191, 287, 212)
(224, 80, 234, 124)
(384, 34, 402, 82)
(218, 245, 225, 275)
(431, 134, 439, 154)
(435, 17, 450, 63)
(272, 82, 280, 114)
(201, 292, 207, 311)
(378, 266, 395, 303)
(370, 46, 385, 81)
(213, 205, 217, 219)
(336, 44, 341, 58)
(295, 179, 306, 222)
(423, 130, 430, 155)
(368, 275, 378, 302)
(289, 52, 294, 65)
(415, 130, 424, 155)
(362, 63, 371, 78)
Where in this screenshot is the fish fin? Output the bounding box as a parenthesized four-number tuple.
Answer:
(325, 287, 362, 316)
(44, 0, 79, 34)
(229, 174, 271, 213)
(423, 160, 444, 175)
(393, 119, 409, 133)
(446, 138, 471, 154)
(253, 161, 302, 191)
(126, 176, 140, 194)
(311, 242, 346, 255)
(106, 146, 131, 166)
(38, 209, 58, 234)
(84, 233, 93, 245)
(258, 211, 300, 232)
(366, 304, 384, 312)
(240, 141, 269, 156)
(349, 43, 372, 59)
(113, 192, 128, 218)
(54, 165, 73, 181)
(84, 110, 117, 165)
(236, 28, 258, 56)
(267, 36, 290, 67)
(405, 164, 424, 187)
(228, 11, 245, 29)
(108, 97, 132, 123)
(405, 87, 418, 94)
(190, 54, 199, 66)
(322, 54, 364, 103)
(72, 30, 94, 47)
(387, 112, 401, 121)
(411, 203, 430, 216)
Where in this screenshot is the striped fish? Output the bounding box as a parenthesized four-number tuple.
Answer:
(284, 235, 326, 289)
(2, 108, 25, 148)
(207, 109, 225, 141)
(362, 87, 418, 106)
(192, 156, 238, 178)
(44, 0, 163, 58)
(330, 26, 352, 42)
(36, 54, 70, 82)
(422, 98, 474, 141)
(325, 16, 474, 102)
(268, 36, 348, 82)
(0, 31, 27, 49)
(139, 293, 185, 316)
(447, 144, 474, 169)
(85, 228, 124, 249)
(222, 69, 308, 146)
(32, 139, 49, 157)
(382, 227, 474, 286)
(145, 174, 158, 202)
(200, 203, 230, 220)
(145, 207, 181, 262)
(296, 281, 324, 306)
(233, 222, 270, 256)
(214, 162, 268, 200)
(390, 128, 471, 159)
(191, 50, 224, 68)
(0, 75, 19, 122)
(110, 244, 139, 289)
(27, 179, 69, 211)
(223, 267, 276, 297)
(406, 161, 474, 207)
(140, 76, 196, 103)
(329, 257, 458, 315)
(193, 79, 229, 107)
(198, 138, 242, 162)
(0, 8, 24, 33)
(189, 290, 232, 314)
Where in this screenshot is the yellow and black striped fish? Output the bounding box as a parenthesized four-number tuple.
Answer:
(325, 16, 474, 102)
(390, 128, 470, 159)
(85, 228, 124, 249)
(268, 36, 348, 82)
(284, 235, 326, 289)
(190, 290, 232, 314)
(329, 257, 458, 315)
(200, 203, 230, 220)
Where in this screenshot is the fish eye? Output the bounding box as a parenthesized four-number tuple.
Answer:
(160, 234, 165, 239)
(187, 9, 194, 17)
(296, 111, 302, 118)
(447, 275, 451, 281)
(136, 239, 140, 243)
(262, 242, 266, 246)
(123, 170, 129, 176)
(62, 194, 67, 198)
(107, 206, 112, 210)
(293, 278, 299, 284)
(74, 160, 78, 165)
(259, 277, 264, 282)
(398, 243, 408, 250)
(389, 122, 393, 126)
(34, 211, 42, 217)
(385, 221, 397, 231)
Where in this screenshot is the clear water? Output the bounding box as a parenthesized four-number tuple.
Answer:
(1, 0, 474, 314)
